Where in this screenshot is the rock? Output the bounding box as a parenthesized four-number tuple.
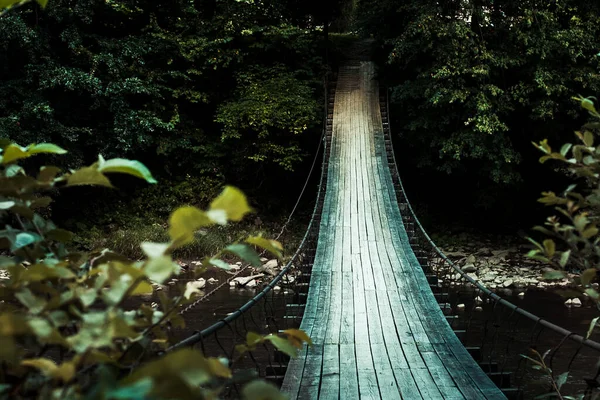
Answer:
(229, 264, 241, 271)
(462, 264, 477, 273)
(565, 299, 573, 306)
(245, 279, 258, 288)
(186, 279, 206, 293)
(264, 259, 278, 269)
(236, 261, 242, 266)
(477, 247, 492, 256)
(572, 298, 582, 307)
(457, 304, 465, 311)
(466, 273, 478, 281)
(207, 277, 218, 284)
(488, 256, 503, 266)
(232, 274, 265, 287)
(446, 251, 468, 258)
(492, 249, 510, 258)
(503, 279, 514, 288)
(465, 254, 477, 265)
(475, 306, 483, 312)
(260, 257, 268, 262)
(475, 296, 483, 305)
(273, 286, 281, 291)
(518, 292, 525, 298)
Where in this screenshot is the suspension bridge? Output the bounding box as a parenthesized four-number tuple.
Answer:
(278, 61, 506, 399)
(171, 60, 600, 399)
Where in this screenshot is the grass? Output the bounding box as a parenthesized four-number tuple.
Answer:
(75, 217, 309, 262)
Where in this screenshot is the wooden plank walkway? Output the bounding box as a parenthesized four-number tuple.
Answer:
(281, 62, 506, 399)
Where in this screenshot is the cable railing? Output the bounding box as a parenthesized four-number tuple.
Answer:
(379, 86, 600, 399)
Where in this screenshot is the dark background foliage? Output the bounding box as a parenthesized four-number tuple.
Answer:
(357, 0, 600, 232)
(2, 0, 600, 241)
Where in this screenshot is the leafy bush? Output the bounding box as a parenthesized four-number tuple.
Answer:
(0, 142, 310, 399)
(528, 96, 600, 298)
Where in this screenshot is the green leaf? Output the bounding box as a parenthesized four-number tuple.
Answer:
(28, 143, 67, 155)
(582, 226, 598, 239)
(1, 144, 28, 164)
(241, 380, 286, 400)
(141, 242, 169, 259)
(581, 268, 596, 286)
(168, 206, 211, 247)
(560, 143, 572, 157)
(556, 372, 569, 390)
(583, 131, 594, 147)
(246, 236, 283, 259)
(587, 317, 599, 340)
(559, 250, 571, 268)
(38, 166, 61, 183)
(582, 98, 597, 113)
(543, 239, 555, 257)
(35, 0, 48, 8)
(144, 256, 180, 284)
(265, 334, 298, 358)
(209, 186, 253, 222)
(106, 378, 153, 399)
(67, 167, 113, 188)
(542, 270, 565, 281)
(0, 201, 15, 210)
(12, 232, 40, 250)
(225, 243, 262, 267)
(208, 258, 231, 270)
(15, 289, 47, 314)
(1, 143, 66, 164)
(130, 280, 154, 296)
(246, 332, 263, 347)
(283, 329, 312, 346)
(585, 288, 600, 300)
(46, 229, 74, 243)
(98, 157, 157, 184)
(21, 358, 76, 383)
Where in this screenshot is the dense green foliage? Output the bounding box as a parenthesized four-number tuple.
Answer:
(358, 0, 600, 184)
(529, 97, 600, 282)
(0, 0, 330, 235)
(0, 141, 311, 399)
(351, 0, 600, 229)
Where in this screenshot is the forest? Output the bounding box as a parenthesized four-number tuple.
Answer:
(1, 0, 600, 398)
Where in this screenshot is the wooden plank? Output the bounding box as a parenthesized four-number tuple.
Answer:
(356, 342, 380, 399)
(340, 343, 359, 399)
(319, 344, 340, 399)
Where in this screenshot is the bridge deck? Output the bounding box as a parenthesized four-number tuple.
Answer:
(281, 62, 506, 399)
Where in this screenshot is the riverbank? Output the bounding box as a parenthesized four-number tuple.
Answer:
(436, 233, 580, 290)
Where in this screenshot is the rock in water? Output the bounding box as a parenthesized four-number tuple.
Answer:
(462, 264, 477, 273)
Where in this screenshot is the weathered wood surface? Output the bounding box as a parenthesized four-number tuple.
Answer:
(280, 62, 506, 399)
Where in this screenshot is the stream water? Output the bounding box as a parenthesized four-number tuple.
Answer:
(171, 275, 600, 399)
